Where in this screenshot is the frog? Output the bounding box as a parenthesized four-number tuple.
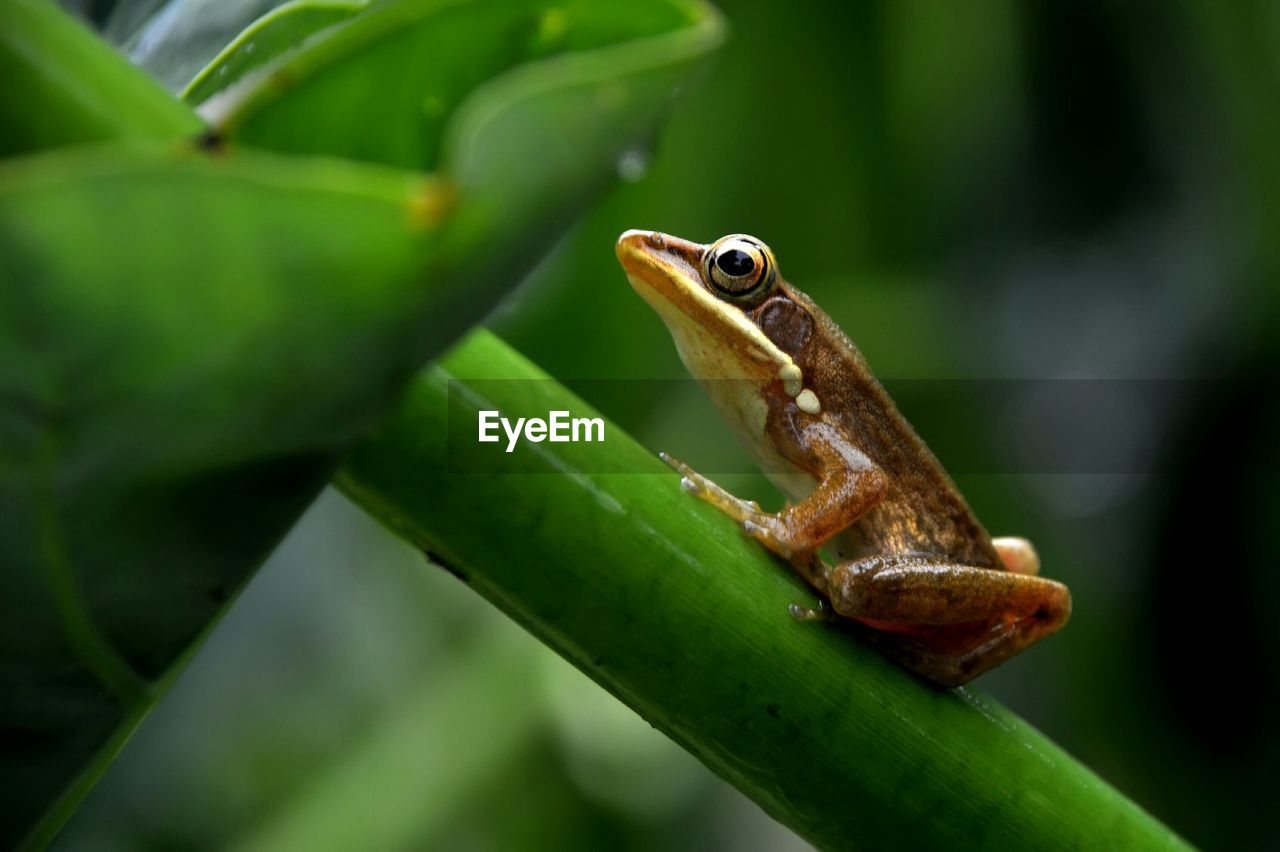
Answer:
(615, 229, 1071, 687)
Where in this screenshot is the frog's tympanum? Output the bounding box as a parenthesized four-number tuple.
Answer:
(616, 230, 1070, 687)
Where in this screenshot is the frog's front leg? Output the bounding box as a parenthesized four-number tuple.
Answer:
(660, 451, 765, 521)
(661, 425, 887, 588)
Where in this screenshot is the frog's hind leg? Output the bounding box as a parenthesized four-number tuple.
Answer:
(867, 619, 1055, 688)
(826, 555, 1069, 626)
(824, 555, 1070, 686)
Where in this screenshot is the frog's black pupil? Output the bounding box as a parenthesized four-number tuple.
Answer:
(716, 248, 756, 278)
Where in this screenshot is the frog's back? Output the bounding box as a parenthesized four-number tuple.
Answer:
(782, 285, 1002, 569)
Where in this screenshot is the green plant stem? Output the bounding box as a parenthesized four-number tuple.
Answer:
(338, 328, 1190, 851)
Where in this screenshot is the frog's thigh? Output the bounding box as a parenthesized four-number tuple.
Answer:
(871, 619, 1060, 688)
(826, 556, 1070, 627)
(992, 536, 1040, 575)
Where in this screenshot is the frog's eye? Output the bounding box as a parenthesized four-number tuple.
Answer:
(705, 235, 776, 302)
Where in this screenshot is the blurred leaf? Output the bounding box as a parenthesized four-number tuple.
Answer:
(231, 628, 542, 852)
(53, 1, 120, 29)
(183, 2, 366, 105)
(1180, 0, 1280, 319)
(205, 0, 728, 420)
(199, 0, 717, 172)
(1, 0, 722, 845)
(540, 653, 708, 819)
(119, 1, 334, 93)
(50, 489, 729, 851)
(0, 144, 451, 848)
(0, 0, 201, 158)
(99, 0, 173, 44)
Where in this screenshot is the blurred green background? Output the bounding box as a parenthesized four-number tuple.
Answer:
(48, 0, 1280, 849)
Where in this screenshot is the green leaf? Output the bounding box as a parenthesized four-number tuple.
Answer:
(120, 0, 350, 94)
(340, 329, 1191, 851)
(198, 0, 720, 172)
(0, 0, 202, 158)
(0, 144, 452, 847)
(1, 0, 722, 844)
(183, 2, 366, 106)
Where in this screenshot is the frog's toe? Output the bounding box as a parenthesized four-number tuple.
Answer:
(742, 517, 797, 560)
(993, 536, 1040, 575)
(658, 451, 692, 475)
(788, 601, 837, 622)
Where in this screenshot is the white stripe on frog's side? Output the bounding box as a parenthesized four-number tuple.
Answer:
(779, 363, 804, 397)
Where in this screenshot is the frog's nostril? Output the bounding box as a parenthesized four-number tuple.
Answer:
(616, 229, 659, 263)
(616, 229, 668, 257)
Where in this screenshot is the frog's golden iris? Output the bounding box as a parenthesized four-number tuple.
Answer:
(704, 234, 776, 303)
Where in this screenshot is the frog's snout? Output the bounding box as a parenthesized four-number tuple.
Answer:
(615, 229, 704, 274)
(616, 230, 668, 282)
(615, 228, 665, 261)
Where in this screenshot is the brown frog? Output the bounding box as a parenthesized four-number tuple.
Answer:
(616, 230, 1070, 687)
